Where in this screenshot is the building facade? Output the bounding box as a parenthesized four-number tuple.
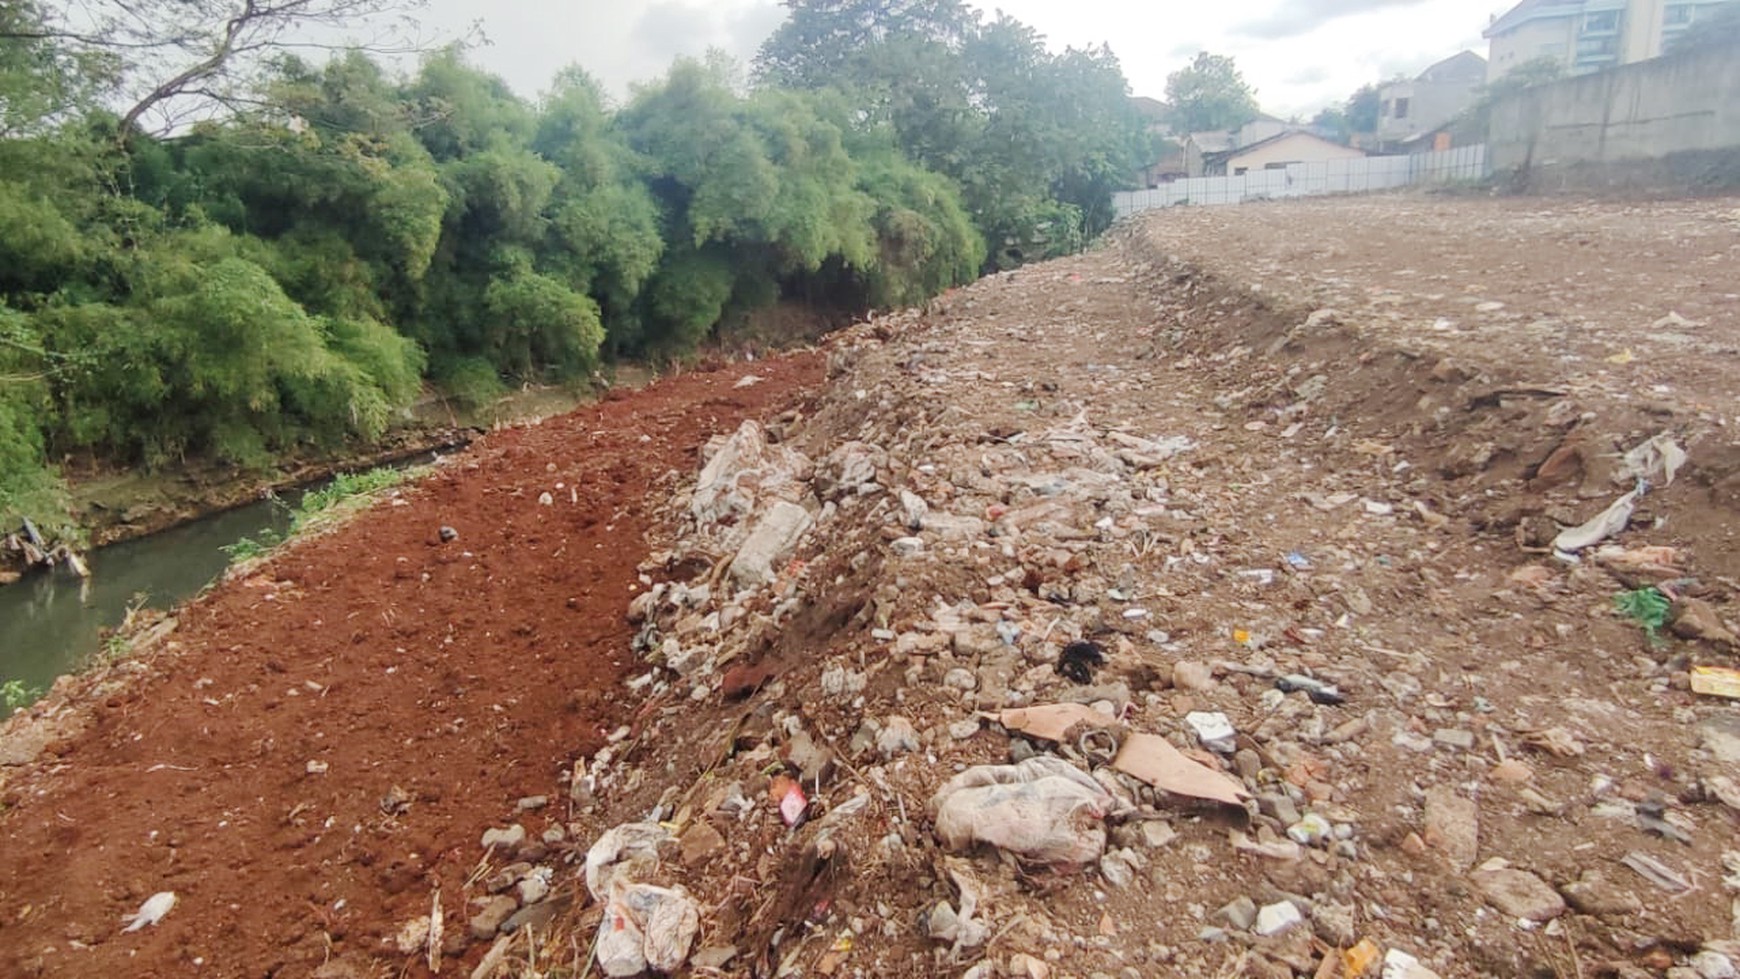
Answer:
(1485, 0, 1731, 78)
(1376, 50, 1488, 148)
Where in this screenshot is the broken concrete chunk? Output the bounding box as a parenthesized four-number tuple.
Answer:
(1422, 786, 1478, 872)
(728, 501, 813, 588)
(1472, 864, 1566, 922)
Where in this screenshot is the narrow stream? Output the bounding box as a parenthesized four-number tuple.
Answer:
(0, 495, 295, 702)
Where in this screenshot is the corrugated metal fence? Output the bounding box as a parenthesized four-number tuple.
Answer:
(1114, 144, 1488, 218)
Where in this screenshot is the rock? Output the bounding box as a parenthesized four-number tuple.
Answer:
(487, 862, 533, 893)
(1310, 902, 1356, 947)
(679, 821, 726, 867)
(1100, 848, 1138, 888)
(1472, 864, 1566, 922)
(729, 501, 814, 588)
(1253, 901, 1302, 937)
(1693, 951, 1736, 979)
(516, 795, 548, 812)
(877, 716, 920, 757)
(1560, 872, 1643, 916)
(1422, 786, 1478, 871)
(891, 536, 925, 558)
(820, 666, 867, 698)
(692, 947, 738, 970)
(1172, 661, 1215, 691)
(1702, 716, 1740, 764)
(1216, 896, 1258, 931)
(1673, 599, 1738, 647)
(502, 900, 558, 935)
(785, 729, 835, 783)
(481, 824, 527, 853)
(948, 718, 981, 740)
(1256, 793, 1301, 827)
(899, 489, 929, 529)
(1140, 821, 1177, 848)
(1489, 759, 1534, 783)
(516, 872, 550, 905)
(943, 667, 978, 691)
(1382, 949, 1444, 979)
(438, 526, 459, 543)
(470, 895, 518, 940)
(1433, 728, 1476, 750)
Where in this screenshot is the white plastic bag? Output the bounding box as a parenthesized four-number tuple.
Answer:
(931, 755, 1113, 864)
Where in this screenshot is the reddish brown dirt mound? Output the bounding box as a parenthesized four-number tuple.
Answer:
(0, 355, 822, 978)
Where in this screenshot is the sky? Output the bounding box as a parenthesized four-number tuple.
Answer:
(413, 0, 1511, 119)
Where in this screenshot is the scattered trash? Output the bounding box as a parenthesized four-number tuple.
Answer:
(1692, 666, 1740, 699)
(998, 703, 1117, 742)
(1363, 500, 1395, 516)
(1184, 711, 1237, 753)
(931, 755, 1115, 864)
(1383, 948, 1444, 979)
(771, 775, 809, 826)
(1055, 640, 1106, 684)
(1284, 551, 1311, 570)
(584, 822, 670, 899)
(1111, 731, 1249, 806)
(121, 891, 176, 933)
(1553, 483, 1645, 558)
(1343, 938, 1381, 977)
(1276, 673, 1345, 705)
(1623, 432, 1688, 487)
(596, 881, 701, 978)
(1606, 348, 1636, 365)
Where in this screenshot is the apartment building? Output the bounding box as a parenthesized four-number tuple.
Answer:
(1484, 0, 1730, 78)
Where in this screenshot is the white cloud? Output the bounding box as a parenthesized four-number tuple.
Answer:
(410, 0, 1506, 116)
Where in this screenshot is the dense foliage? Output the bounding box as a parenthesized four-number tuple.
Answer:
(0, 0, 1149, 534)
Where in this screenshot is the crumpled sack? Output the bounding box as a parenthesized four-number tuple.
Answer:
(930, 755, 1113, 864)
(584, 821, 670, 899)
(596, 880, 701, 977)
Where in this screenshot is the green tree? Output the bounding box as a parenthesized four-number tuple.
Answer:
(1163, 52, 1259, 134)
(1464, 56, 1565, 134)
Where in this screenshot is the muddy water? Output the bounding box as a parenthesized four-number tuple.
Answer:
(0, 496, 293, 701)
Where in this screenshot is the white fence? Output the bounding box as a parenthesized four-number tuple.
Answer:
(1114, 144, 1489, 218)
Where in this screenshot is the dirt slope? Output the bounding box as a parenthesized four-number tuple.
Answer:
(5, 193, 1740, 979)
(0, 356, 823, 978)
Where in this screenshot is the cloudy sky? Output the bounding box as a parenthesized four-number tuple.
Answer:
(416, 0, 1509, 118)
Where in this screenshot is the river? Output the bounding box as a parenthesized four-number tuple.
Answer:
(0, 495, 295, 704)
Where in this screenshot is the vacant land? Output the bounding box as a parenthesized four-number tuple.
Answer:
(4, 194, 1739, 979)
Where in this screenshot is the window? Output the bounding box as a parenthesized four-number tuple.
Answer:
(1664, 4, 1693, 25)
(1576, 35, 1619, 57)
(1394, 97, 1411, 120)
(1380, 99, 1393, 118)
(1264, 162, 1290, 170)
(1582, 10, 1620, 33)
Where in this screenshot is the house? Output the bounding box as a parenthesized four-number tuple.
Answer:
(1138, 140, 1189, 187)
(1484, 0, 1731, 79)
(1183, 130, 1235, 177)
(1201, 130, 1368, 177)
(1376, 51, 1487, 150)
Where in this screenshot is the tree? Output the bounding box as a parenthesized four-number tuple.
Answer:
(1345, 83, 1380, 135)
(1163, 52, 1258, 134)
(10, 0, 445, 139)
(1669, 1, 1740, 52)
(1463, 55, 1564, 134)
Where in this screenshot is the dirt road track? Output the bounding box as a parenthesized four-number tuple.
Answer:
(0, 355, 822, 978)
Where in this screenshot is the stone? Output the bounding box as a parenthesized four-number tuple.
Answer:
(1216, 896, 1258, 931)
(1100, 849, 1137, 888)
(943, 667, 978, 691)
(1433, 728, 1476, 750)
(820, 666, 867, 698)
(516, 873, 550, 905)
(1422, 786, 1478, 872)
(1693, 951, 1737, 979)
(899, 489, 929, 530)
(729, 501, 814, 588)
(501, 900, 558, 935)
(1310, 902, 1357, 947)
(785, 730, 835, 783)
(1383, 949, 1444, 979)
(692, 947, 738, 970)
(877, 716, 920, 757)
(1253, 901, 1303, 937)
(891, 536, 925, 558)
(481, 824, 527, 853)
(1560, 872, 1643, 916)
(1702, 716, 1740, 764)
(1140, 821, 1177, 848)
(1256, 793, 1301, 827)
(1286, 813, 1332, 846)
(1171, 661, 1215, 691)
(948, 719, 981, 740)
(679, 821, 727, 867)
(1672, 599, 1738, 647)
(516, 795, 548, 812)
(469, 895, 518, 940)
(1473, 864, 1566, 922)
